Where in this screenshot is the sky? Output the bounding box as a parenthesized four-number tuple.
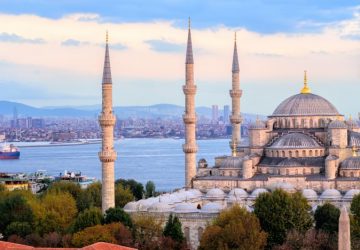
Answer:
(0, 0, 359, 116)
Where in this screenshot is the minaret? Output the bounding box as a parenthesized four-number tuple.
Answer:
(338, 206, 351, 250)
(229, 32, 242, 153)
(183, 18, 198, 188)
(99, 32, 117, 213)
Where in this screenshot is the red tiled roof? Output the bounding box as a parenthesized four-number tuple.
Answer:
(0, 241, 137, 250)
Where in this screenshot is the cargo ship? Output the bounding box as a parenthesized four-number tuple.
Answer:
(0, 144, 20, 159)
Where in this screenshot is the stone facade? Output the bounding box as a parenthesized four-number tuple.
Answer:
(99, 33, 117, 214)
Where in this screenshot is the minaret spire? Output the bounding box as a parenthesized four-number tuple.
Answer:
(229, 31, 242, 153)
(99, 31, 117, 213)
(183, 18, 198, 188)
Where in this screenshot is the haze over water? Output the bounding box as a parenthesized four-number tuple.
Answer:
(0, 138, 229, 191)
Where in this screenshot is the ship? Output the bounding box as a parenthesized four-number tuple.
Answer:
(0, 143, 20, 159)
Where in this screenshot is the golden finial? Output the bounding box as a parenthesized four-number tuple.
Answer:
(352, 145, 357, 157)
(232, 140, 237, 157)
(301, 70, 311, 94)
(106, 30, 108, 44)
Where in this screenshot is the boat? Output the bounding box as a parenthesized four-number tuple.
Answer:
(0, 143, 20, 159)
(55, 170, 96, 189)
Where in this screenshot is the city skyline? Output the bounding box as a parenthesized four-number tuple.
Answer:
(0, 1, 359, 116)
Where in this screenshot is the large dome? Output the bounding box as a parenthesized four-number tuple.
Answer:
(272, 93, 339, 117)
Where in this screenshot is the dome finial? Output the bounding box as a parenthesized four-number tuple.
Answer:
(352, 145, 357, 157)
(301, 70, 311, 94)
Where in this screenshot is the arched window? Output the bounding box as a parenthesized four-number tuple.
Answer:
(296, 169, 299, 175)
(301, 119, 305, 128)
(184, 227, 190, 242)
(351, 172, 354, 177)
(309, 150, 313, 157)
(315, 150, 318, 156)
(276, 151, 279, 157)
(302, 150, 306, 157)
(310, 119, 313, 127)
(303, 168, 306, 175)
(282, 151, 285, 157)
(311, 168, 314, 174)
(295, 150, 299, 157)
(286, 169, 289, 175)
(289, 151, 293, 158)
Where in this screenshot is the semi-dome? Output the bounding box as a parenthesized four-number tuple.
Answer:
(328, 120, 347, 129)
(270, 133, 322, 149)
(344, 189, 360, 200)
(320, 189, 342, 200)
(271, 93, 339, 117)
(278, 158, 302, 167)
(206, 188, 226, 198)
(302, 189, 318, 200)
(201, 202, 223, 213)
(341, 157, 360, 169)
(174, 203, 198, 213)
(220, 156, 243, 168)
(249, 188, 268, 199)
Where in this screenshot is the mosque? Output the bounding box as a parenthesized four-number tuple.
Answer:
(96, 21, 360, 249)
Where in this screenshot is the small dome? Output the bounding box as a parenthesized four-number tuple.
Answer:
(187, 189, 203, 198)
(328, 120, 347, 129)
(249, 188, 268, 199)
(270, 133, 321, 149)
(174, 203, 198, 213)
(249, 120, 266, 129)
(220, 156, 243, 168)
(344, 189, 360, 200)
(201, 202, 223, 213)
(159, 194, 182, 204)
(228, 188, 249, 199)
(136, 198, 157, 211)
(206, 188, 226, 198)
(320, 189, 342, 200)
(148, 202, 172, 213)
(302, 189, 318, 200)
(271, 93, 339, 117)
(278, 158, 302, 167)
(341, 157, 360, 169)
(124, 201, 137, 212)
(312, 204, 318, 213)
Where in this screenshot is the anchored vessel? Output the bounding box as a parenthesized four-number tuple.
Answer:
(0, 143, 20, 159)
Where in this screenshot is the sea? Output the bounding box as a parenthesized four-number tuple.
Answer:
(0, 138, 230, 191)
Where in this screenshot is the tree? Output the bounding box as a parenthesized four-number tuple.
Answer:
(145, 181, 156, 198)
(254, 189, 312, 247)
(43, 232, 62, 248)
(351, 193, 360, 221)
(115, 184, 134, 208)
(46, 181, 81, 200)
(72, 207, 104, 233)
(163, 214, 184, 243)
(71, 223, 132, 247)
(104, 207, 133, 228)
(199, 204, 267, 250)
(314, 203, 340, 234)
(4, 222, 32, 238)
(37, 191, 78, 234)
(132, 215, 163, 249)
(0, 192, 34, 233)
(76, 182, 102, 212)
(116, 179, 144, 200)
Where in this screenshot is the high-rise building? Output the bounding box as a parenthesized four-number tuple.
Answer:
(98, 32, 117, 213)
(212, 105, 219, 123)
(223, 105, 230, 124)
(183, 18, 198, 188)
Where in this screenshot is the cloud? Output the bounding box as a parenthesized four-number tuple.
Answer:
(111, 43, 127, 50)
(61, 39, 90, 46)
(145, 39, 184, 52)
(0, 32, 45, 44)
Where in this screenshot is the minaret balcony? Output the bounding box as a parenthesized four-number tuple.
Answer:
(98, 151, 117, 162)
(230, 115, 242, 124)
(183, 114, 197, 124)
(98, 114, 116, 126)
(182, 144, 198, 153)
(229, 89, 242, 98)
(183, 85, 197, 95)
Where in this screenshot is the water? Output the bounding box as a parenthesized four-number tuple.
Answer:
(0, 139, 230, 191)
